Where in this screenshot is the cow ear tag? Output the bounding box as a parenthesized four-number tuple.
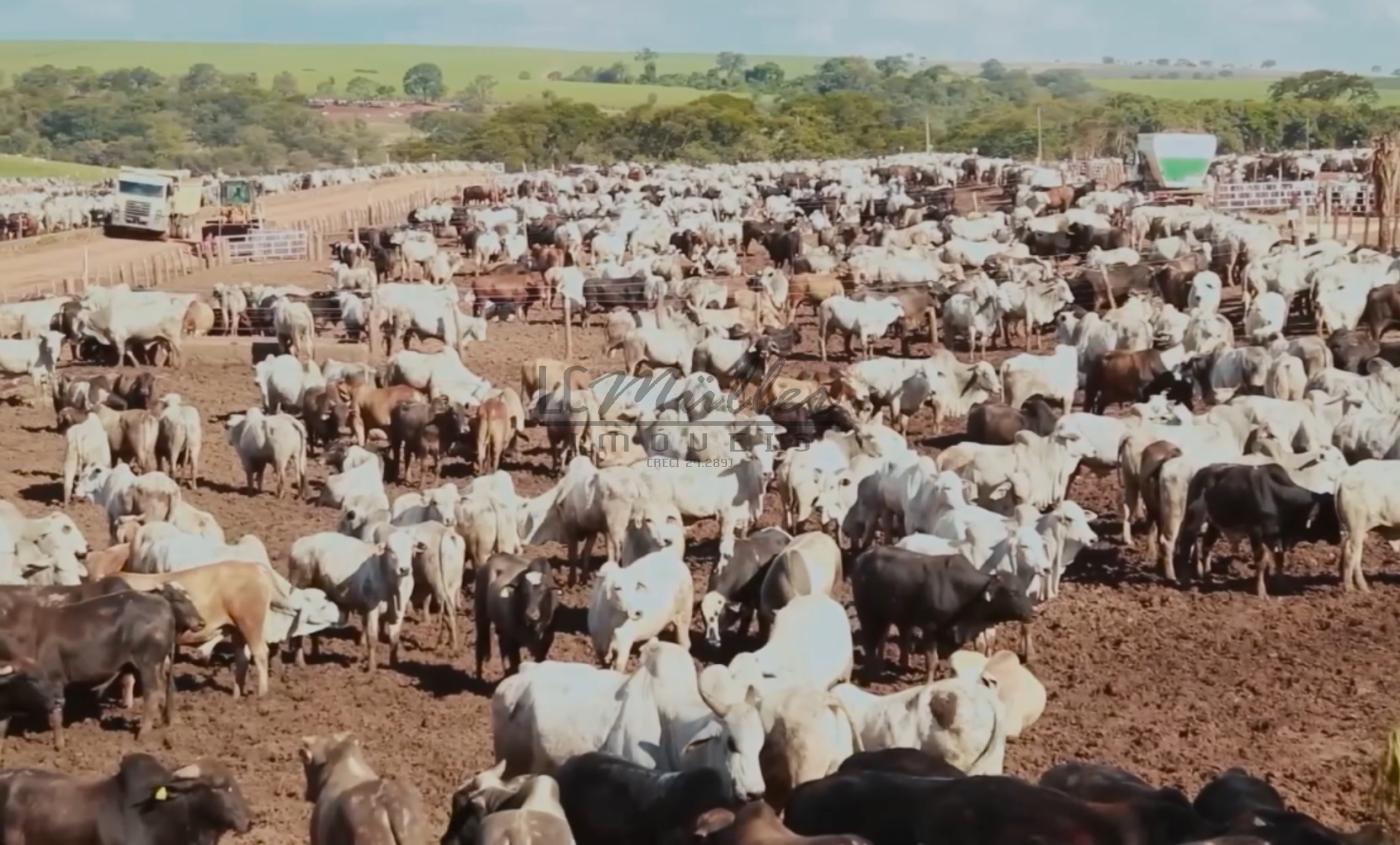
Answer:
(154, 786, 169, 801)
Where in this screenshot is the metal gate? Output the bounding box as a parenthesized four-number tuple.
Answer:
(218, 229, 309, 263)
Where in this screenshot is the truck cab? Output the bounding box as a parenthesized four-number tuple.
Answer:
(106, 167, 201, 240)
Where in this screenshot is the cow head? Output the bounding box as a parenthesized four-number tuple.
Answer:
(425, 483, 461, 528)
(695, 664, 767, 803)
(72, 464, 113, 503)
(512, 563, 556, 632)
(977, 572, 1036, 626)
(700, 591, 734, 649)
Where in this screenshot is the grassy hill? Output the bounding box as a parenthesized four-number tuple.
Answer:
(0, 41, 822, 109)
(0, 154, 112, 180)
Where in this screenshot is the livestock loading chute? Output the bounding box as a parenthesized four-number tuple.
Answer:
(105, 167, 203, 241)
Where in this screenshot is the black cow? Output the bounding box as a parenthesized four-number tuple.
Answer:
(0, 577, 133, 609)
(0, 590, 187, 751)
(762, 229, 803, 270)
(1194, 768, 1375, 845)
(1040, 761, 1192, 808)
(1173, 464, 1341, 597)
(1363, 283, 1400, 340)
(700, 526, 791, 649)
(741, 220, 777, 254)
(850, 547, 1034, 681)
(764, 399, 860, 450)
(1082, 262, 1154, 312)
(785, 770, 947, 845)
(966, 396, 1060, 445)
(556, 753, 732, 845)
(670, 230, 703, 259)
(0, 754, 252, 844)
(1327, 328, 1382, 374)
(914, 776, 1211, 845)
(836, 748, 963, 779)
(473, 554, 557, 679)
(301, 386, 352, 457)
(1068, 221, 1129, 253)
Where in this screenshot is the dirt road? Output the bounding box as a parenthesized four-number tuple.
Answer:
(0, 173, 471, 295)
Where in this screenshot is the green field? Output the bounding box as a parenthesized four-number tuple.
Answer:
(1091, 75, 1400, 105)
(0, 154, 112, 181)
(0, 41, 822, 109)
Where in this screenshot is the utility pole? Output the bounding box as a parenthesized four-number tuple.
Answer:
(1036, 107, 1044, 164)
(924, 110, 931, 153)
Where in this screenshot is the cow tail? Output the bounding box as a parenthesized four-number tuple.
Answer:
(1173, 480, 1209, 575)
(294, 418, 309, 497)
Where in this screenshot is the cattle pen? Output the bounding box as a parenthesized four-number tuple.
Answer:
(0, 151, 1393, 843)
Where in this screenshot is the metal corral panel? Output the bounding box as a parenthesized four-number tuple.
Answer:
(1212, 180, 1317, 212)
(218, 229, 309, 263)
(1139, 133, 1218, 189)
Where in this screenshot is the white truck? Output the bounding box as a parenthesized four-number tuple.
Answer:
(105, 167, 203, 240)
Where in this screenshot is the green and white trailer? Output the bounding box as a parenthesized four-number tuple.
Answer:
(1136, 133, 1218, 191)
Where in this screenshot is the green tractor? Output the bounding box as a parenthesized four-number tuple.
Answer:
(200, 178, 264, 239)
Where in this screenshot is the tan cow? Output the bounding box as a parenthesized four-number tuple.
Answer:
(117, 561, 278, 697)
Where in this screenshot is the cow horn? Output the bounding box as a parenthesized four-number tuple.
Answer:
(170, 763, 202, 779)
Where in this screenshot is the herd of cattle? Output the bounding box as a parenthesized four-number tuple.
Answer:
(0, 151, 1391, 843)
(0, 159, 490, 241)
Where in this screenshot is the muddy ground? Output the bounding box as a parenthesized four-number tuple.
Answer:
(0, 258, 1395, 843)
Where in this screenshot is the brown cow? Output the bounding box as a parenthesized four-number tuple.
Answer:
(520, 359, 589, 404)
(336, 379, 426, 445)
(84, 543, 132, 580)
(1363, 283, 1400, 340)
(301, 733, 428, 845)
(718, 801, 871, 845)
(1083, 349, 1193, 414)
(117, 561, 277, 697)
(788, 274, 845, 319)
(90, 404, 160, 472)
(470, 274, 545, 321)
(1041, 185, 1075, 214)
(472, 396, 511, 474)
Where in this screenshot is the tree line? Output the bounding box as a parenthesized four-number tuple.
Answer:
(2, 57, 1398, 177)
(394, 59, 1400, 169)
(0, 63, 382, 174)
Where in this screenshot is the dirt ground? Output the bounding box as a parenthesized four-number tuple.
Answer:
(0, 256, 1396, 844)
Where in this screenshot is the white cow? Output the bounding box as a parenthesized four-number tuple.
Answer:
(225, 408, 308, 498)
(730, 594, 851, 691)
(491, 642, 767, 802)
(287, 530, 419, 669)
(587, 551, 693, 671)
(831, 667, 1007, 775)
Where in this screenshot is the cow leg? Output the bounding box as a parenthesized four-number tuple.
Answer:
(1251, 538, 1270, 598)
(1341, 529, 1370, 592)
(121, 673, 136, 709)
(49, 701, 65, 751)
(1198, 526, 1222, 580)
(362, 608, 380, 671)
(443, 591, 459, 652)
(861, 625, 887, 682)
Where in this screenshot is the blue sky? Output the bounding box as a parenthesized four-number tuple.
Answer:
(4, 0, 1398, 69)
